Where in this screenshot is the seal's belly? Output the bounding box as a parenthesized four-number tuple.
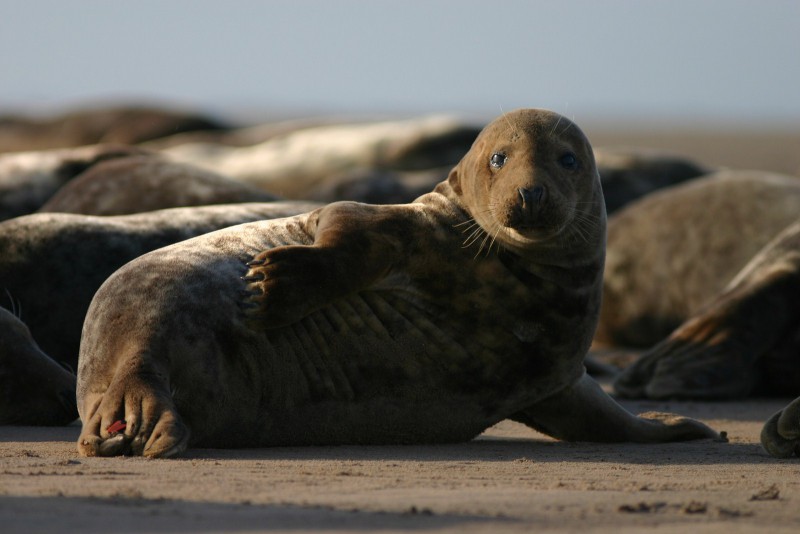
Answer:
(251, 290, 505, 445)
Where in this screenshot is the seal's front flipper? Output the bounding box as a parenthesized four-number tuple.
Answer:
(244, 244, 351, 327)
(244, 203, 407, 328)
(511, 372, 723, 443)
(761, 396, 800, 458)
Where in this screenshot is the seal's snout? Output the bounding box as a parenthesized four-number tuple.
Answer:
(518, 185, 547, 210)
(517, 185, 548, 227)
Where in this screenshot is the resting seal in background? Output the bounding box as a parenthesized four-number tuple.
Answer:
(161, 115, 481, 199)
(76, 108, 720, 458)
(0, 307, 77, 425)
(38, 156, 278, 216)
(0, 202, 320, 426)
(596, 170, 800, 348)
(608, 219, 800, 458)
(0, 144, 148, 221)
(593, 147, 709, 213)
(0, 105, 227, 153)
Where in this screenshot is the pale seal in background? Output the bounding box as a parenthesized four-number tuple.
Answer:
(161, 115, 480, 198)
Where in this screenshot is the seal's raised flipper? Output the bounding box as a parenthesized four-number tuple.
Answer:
(761, 396, 800, 458)
(244, 202, 416, 328)
(512, 372, 722, 443)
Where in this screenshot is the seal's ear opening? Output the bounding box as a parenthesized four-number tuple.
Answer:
(447, 166, 462, 195)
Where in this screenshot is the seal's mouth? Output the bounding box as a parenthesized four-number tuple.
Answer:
(464, 184, 573, 253)
(504, 221, 565, 243)
(500, 185, 566, 237)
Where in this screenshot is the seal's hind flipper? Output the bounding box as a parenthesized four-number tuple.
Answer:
(512, 372, 722, 443)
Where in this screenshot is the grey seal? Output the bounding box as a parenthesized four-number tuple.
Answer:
(75, 109, 720, 458)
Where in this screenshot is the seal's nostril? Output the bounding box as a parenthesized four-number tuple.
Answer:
(518, 186, 546, 208)
(518, 187, 532, 207)
(531, 185, 546, 205)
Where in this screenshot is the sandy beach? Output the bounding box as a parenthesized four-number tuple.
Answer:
(2, 383, 799, 533)
(1, 119, 799, 533)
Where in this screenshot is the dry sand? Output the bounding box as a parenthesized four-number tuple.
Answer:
(587, 124, 800, 178)
(2, 384, 799, 533)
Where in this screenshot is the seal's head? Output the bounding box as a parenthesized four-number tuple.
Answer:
(0, 307, 77, 425)
(447, 109, 605, 261)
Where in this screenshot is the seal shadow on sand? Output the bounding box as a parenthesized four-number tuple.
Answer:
(181, 439, 773, 466)
(0, 423, 775, 466)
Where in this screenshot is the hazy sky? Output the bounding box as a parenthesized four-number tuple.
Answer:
(1, 1, 798, 125)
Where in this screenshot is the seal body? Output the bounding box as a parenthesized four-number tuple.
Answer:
(39, 156, 277, 216)
(593, 147, 709, 213)
(0, 105, 227, 153)
(0, 144, 148, 221)
(162, 115, 480, 199)
(597, 170, 800, 348)
(76, 109, 720, 457)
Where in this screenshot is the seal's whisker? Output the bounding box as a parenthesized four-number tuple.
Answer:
(4, 288, 21, 319)
(549, 115, 563, 137)
(487, 226, 503, 257)
(476, 204, 501, 220)
(463, 228, 483, 246)
(4, 288, 15, 317)
(476, 225, 501, 258)
(473, 239, 487, 259)
(462, 226, 486, 248)
(571, 223, 590, 245)
(499, 105, 519, 138)
(570, 208, 603, 223)
(465, 224, 484, 238)
(575, 211, 603, 221)
(453, 219, 476, 228)
(557, 119, 575, 136)
(571, 214, 593, 236)
(576, 212, 601, 232)
(569, 214, 598, 244)
(573, 202, 604, 212)
(458, 221, 481, 234)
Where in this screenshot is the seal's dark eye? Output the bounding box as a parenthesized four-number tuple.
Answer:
(490, 152, 507, 169)
(559, 152, 579, 170)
